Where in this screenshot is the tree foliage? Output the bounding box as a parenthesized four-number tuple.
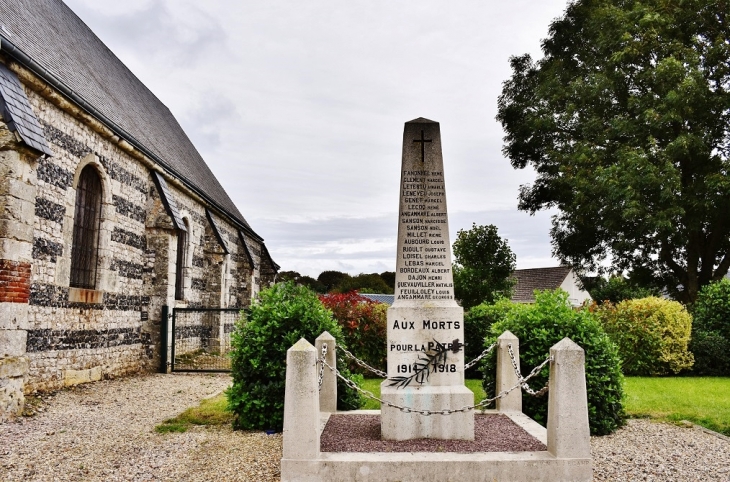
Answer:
(335, 273, 394, 294)
(317, 271, 351, 292)
(452, 223, 516, 309)
(275, 270, 326, 293)
(497, 0, 730, 303)
(690, 278, 730, 375)
(588, 275, 659, 304)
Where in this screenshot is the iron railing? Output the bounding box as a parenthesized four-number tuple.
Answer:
(170, 307, 242, 372)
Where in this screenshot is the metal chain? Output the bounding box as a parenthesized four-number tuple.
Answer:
(318, 343, 327, 392)
(320, 353, 552, 416)
(338, 342, 497, 377)
(508, 344, 550, 397)
(336, 345, 387, 378)
(464, 342, 497, 370)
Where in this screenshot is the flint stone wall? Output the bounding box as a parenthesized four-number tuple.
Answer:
(1, 80, 271, 394)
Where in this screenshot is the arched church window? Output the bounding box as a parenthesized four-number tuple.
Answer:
(70, 165, 103, 289)
(175, 219, 189, 300)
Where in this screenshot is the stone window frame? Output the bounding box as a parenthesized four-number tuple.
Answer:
(174, 212, 195, 302)
(174, 216, 195, 302)
(221, 251, 232, 308)
(57, 153, 115, 296)
(69, 164, 103, 289)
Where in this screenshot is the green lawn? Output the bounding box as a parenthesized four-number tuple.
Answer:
(624, 377, 730, 436)
(155, 393, 232, 433)
(360, 379, 486, 410)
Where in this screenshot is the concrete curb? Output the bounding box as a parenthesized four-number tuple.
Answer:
(681, 420, 730, 443)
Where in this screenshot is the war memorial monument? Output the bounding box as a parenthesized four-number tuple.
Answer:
(280, 118, 593, 481)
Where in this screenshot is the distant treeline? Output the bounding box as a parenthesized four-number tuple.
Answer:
(276, 270, 395, 294)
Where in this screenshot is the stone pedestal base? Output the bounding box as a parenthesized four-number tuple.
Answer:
(380, 383, 474, 440)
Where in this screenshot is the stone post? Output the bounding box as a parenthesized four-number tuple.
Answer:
(315, 331, 337, 413)
(496, 331, 522, 413)
(547, 337, 591, 459)
(283, 338, 320, 461)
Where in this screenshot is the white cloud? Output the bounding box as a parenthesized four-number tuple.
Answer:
(64, 0, 570, 276)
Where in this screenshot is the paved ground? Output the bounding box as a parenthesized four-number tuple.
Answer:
(1, 373, 728, 481)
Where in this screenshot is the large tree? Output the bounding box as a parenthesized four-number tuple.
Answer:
(452, 223, 516, 309)
(497, 0, 730, 303)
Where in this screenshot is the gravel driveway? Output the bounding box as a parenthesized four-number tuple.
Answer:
(1, 373, 728, 481)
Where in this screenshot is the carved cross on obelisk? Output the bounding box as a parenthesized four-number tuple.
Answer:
(413, 129, 432, 162)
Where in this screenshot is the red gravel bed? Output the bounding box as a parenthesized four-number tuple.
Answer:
(320, 413, 547, 453)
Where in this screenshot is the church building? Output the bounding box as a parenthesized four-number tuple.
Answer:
(0, 0, 278, 421)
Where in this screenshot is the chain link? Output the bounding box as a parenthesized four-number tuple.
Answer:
(336, 345, 388, 378)
(464, 342, 497, 370)
(318, 343, 327, 392)
(508, 344, 550, 397)
(320, 352, 552, 416)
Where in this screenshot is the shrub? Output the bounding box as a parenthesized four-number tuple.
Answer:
(227, 282, 362, 431)
(319, 291, 387, 375)
(463, 298, 514, 375)
(595, 297, 694, 375)
(482, 290, 624, 436)
(690, 280, 730, 375)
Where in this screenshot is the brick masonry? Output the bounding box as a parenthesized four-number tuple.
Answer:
(0, 259, 31, 304)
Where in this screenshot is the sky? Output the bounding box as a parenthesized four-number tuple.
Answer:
(63, 0, 570, 278)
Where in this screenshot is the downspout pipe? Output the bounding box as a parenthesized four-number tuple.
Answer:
(0, 34, 264, 243)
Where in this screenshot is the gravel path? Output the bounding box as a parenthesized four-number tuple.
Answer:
(321, 413, 546, 453)
(1, 374, 728, 481)
(0, 374, 281, 482)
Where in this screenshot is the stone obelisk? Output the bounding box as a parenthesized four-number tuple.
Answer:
(380, 118, 474, 440)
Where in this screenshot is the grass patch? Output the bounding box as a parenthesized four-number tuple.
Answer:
(360, 379, 486, 410)
(155, 393, 232, 434)
(624, 377, 730, 436)
(154, 378, 729, 436)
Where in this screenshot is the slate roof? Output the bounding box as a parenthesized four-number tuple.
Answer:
(0, 62, 52, 155)
(0, 0, 256, 236)
(511, 266, 572, 303)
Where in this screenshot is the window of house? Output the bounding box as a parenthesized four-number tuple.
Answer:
(70, 165, 103, 289)
(175, 219, 189, 300)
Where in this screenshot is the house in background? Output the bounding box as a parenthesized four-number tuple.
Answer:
(360, 293, 395, 305)
(511, 266, 592, 306)
(0, 0, 277, 421)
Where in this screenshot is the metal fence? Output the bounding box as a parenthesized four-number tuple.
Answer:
(169, 307, 242, 372)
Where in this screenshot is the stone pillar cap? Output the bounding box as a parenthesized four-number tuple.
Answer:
(498, 330, 518, 341)
(551, 337, 583, 352)
(315, 331, 336, 342)
(289, 338, 315, 352)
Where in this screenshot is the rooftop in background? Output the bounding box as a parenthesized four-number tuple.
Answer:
(511, 267, 592, 306)
(360, 293, 394, 306)
(0, 0, 257, 237)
